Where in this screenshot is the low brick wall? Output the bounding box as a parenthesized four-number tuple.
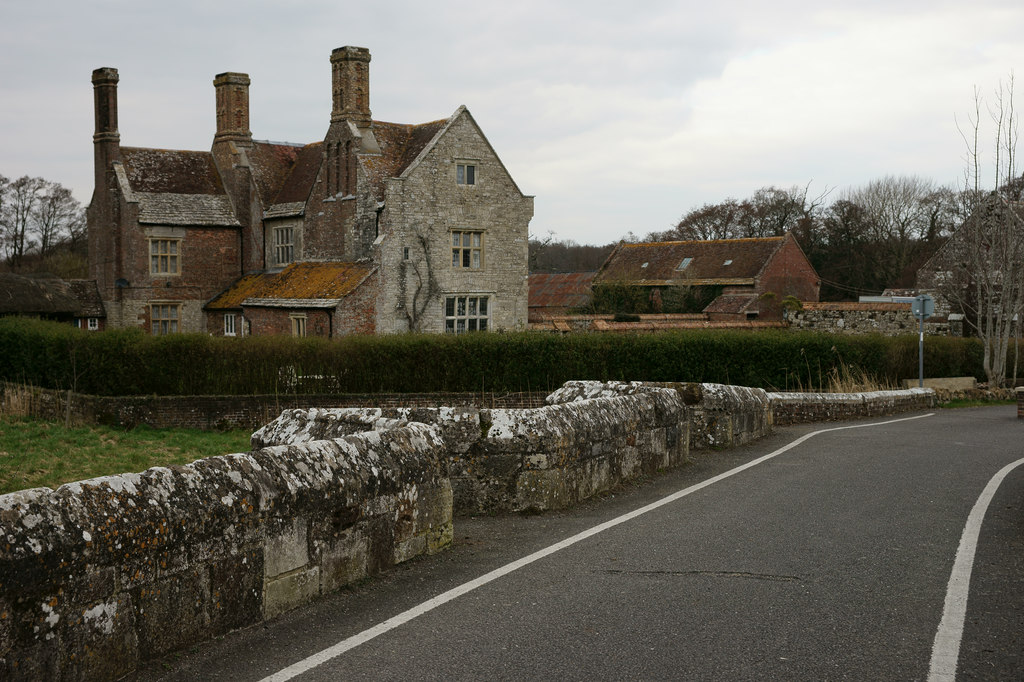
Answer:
(0, 424, 451, 680)
(768, 388, 935, 425)
(0, 382, 548, 431)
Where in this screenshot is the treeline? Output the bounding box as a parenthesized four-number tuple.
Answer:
(0, 174, 87, 278)
(0, 318, 986, 397)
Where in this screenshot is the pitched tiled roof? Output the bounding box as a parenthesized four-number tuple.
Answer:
(362, 119, 447, 200)
(0, 273, 81, 315)
(249, 141, 304, 207)
(270, 142, 323, 206)
(136, 192, 240, 226)
(703, 293, 759, 315)
(528, 272, 596, 309)
(205, 272, 277, 310)
(121, 148, 226, 194)
(206, 262, 374, 310)
(65, 280, 105, 317)
(595, 237, 785, 286)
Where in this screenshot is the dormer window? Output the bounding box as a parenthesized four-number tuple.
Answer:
(676, 257, 692, 271)
(456, 163, 476, 186)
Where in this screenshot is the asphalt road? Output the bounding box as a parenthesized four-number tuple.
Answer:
(136, 406, 1024, 681)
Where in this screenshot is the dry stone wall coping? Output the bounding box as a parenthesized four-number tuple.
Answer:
(0, 424, 451, 680)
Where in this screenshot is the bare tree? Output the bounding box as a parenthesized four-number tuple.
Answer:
(841, 175, 946, 287)
(0, 175, 85, 269)
(938, 77, 1024, 386)
(33, 183, 84, 258)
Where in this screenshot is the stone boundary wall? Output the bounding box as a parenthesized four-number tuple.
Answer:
(0, 424, 452, 680)
(768, 388, 935, 425)
(0, 382, 549, 431)
(545, 381, 773, 450)
(789, 305, 954, 336)
(253, 391, 689, 515)
(0, 380, 942, 679)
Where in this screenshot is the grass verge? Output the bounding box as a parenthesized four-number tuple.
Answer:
(0, 417, 252, 495)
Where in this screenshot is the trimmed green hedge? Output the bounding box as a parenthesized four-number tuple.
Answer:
(0, 317, 987, 396)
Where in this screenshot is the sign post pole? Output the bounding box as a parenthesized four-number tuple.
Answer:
(912, 295, 935, 388)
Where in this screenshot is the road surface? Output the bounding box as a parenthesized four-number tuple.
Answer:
(136, 406, 1024, 681)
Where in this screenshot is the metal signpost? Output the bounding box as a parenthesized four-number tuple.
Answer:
(912, 294, 935, 388)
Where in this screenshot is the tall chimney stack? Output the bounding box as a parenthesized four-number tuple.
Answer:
(330, 46, 371, 125)
(213, 72, 252, 144)
(92, 67, 121, 192)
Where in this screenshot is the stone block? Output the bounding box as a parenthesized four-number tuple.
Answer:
(264, 518, 309, 578)
(263, 566, 320, 620)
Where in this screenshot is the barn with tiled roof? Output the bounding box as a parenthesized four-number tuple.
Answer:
(593, 233, 819, 320)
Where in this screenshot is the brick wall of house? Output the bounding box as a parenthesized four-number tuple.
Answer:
(758, 235, 820, 303)
(375, 111, 533, 334)
(245, 307, 332, 337)
(334, 271, 378, 335)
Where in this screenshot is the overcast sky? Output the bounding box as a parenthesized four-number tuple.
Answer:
(2, 0, 1022, 246)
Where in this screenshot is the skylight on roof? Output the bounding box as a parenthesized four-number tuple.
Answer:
(676, 257, 692, 270)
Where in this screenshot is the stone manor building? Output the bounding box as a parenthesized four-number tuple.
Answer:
(87, 47, 534, 337)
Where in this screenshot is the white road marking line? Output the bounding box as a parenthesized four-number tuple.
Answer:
(927, 455, 1024, 682)
(262, 412, 934, 682)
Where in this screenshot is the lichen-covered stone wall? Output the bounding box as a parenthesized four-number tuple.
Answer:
(767, 388, 935, 425)
(546, 381, 773, 451)
(0, 424, 451, 680)
(254, 392, 689, 515)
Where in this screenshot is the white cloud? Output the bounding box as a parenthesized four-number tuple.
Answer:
(1, 0, 1022, 246)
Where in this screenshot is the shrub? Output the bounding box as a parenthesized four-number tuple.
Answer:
(0, 318, 988, 396)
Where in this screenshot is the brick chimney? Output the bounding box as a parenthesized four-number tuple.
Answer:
(213, 72, 252, 144)
(330, 46, 371, 125)
(92, 68, 121, 186)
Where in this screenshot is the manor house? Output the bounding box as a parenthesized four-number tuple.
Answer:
(87, 47, 534, 337)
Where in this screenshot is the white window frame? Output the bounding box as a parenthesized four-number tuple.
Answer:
(150, 303, 181, 335)
(451, 230, 484, 270)
(224, 313, 236, 336)
(87, 317, 99, 331)
(444, 295, 490, 333)
(149, 238, 180, 275)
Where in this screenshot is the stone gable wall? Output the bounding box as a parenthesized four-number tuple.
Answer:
(376, 112, 534, 334)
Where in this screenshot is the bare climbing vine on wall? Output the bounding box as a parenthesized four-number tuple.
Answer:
(398, 228, 440, 332)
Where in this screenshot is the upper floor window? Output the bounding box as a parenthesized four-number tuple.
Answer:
(451, 230, 483, 269)
(150, 239, 180, 275)
(456, 163, 476, 186)
(445, 295, 489, 333)
(274, 227, 294, 266)
(151, 303, 180, 335)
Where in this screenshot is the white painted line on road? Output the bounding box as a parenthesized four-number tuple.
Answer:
(261, 412, 934, 682)
(927, 455, 1024, 682)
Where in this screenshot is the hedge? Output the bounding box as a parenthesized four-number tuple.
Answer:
(0, 317, 988, 396)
